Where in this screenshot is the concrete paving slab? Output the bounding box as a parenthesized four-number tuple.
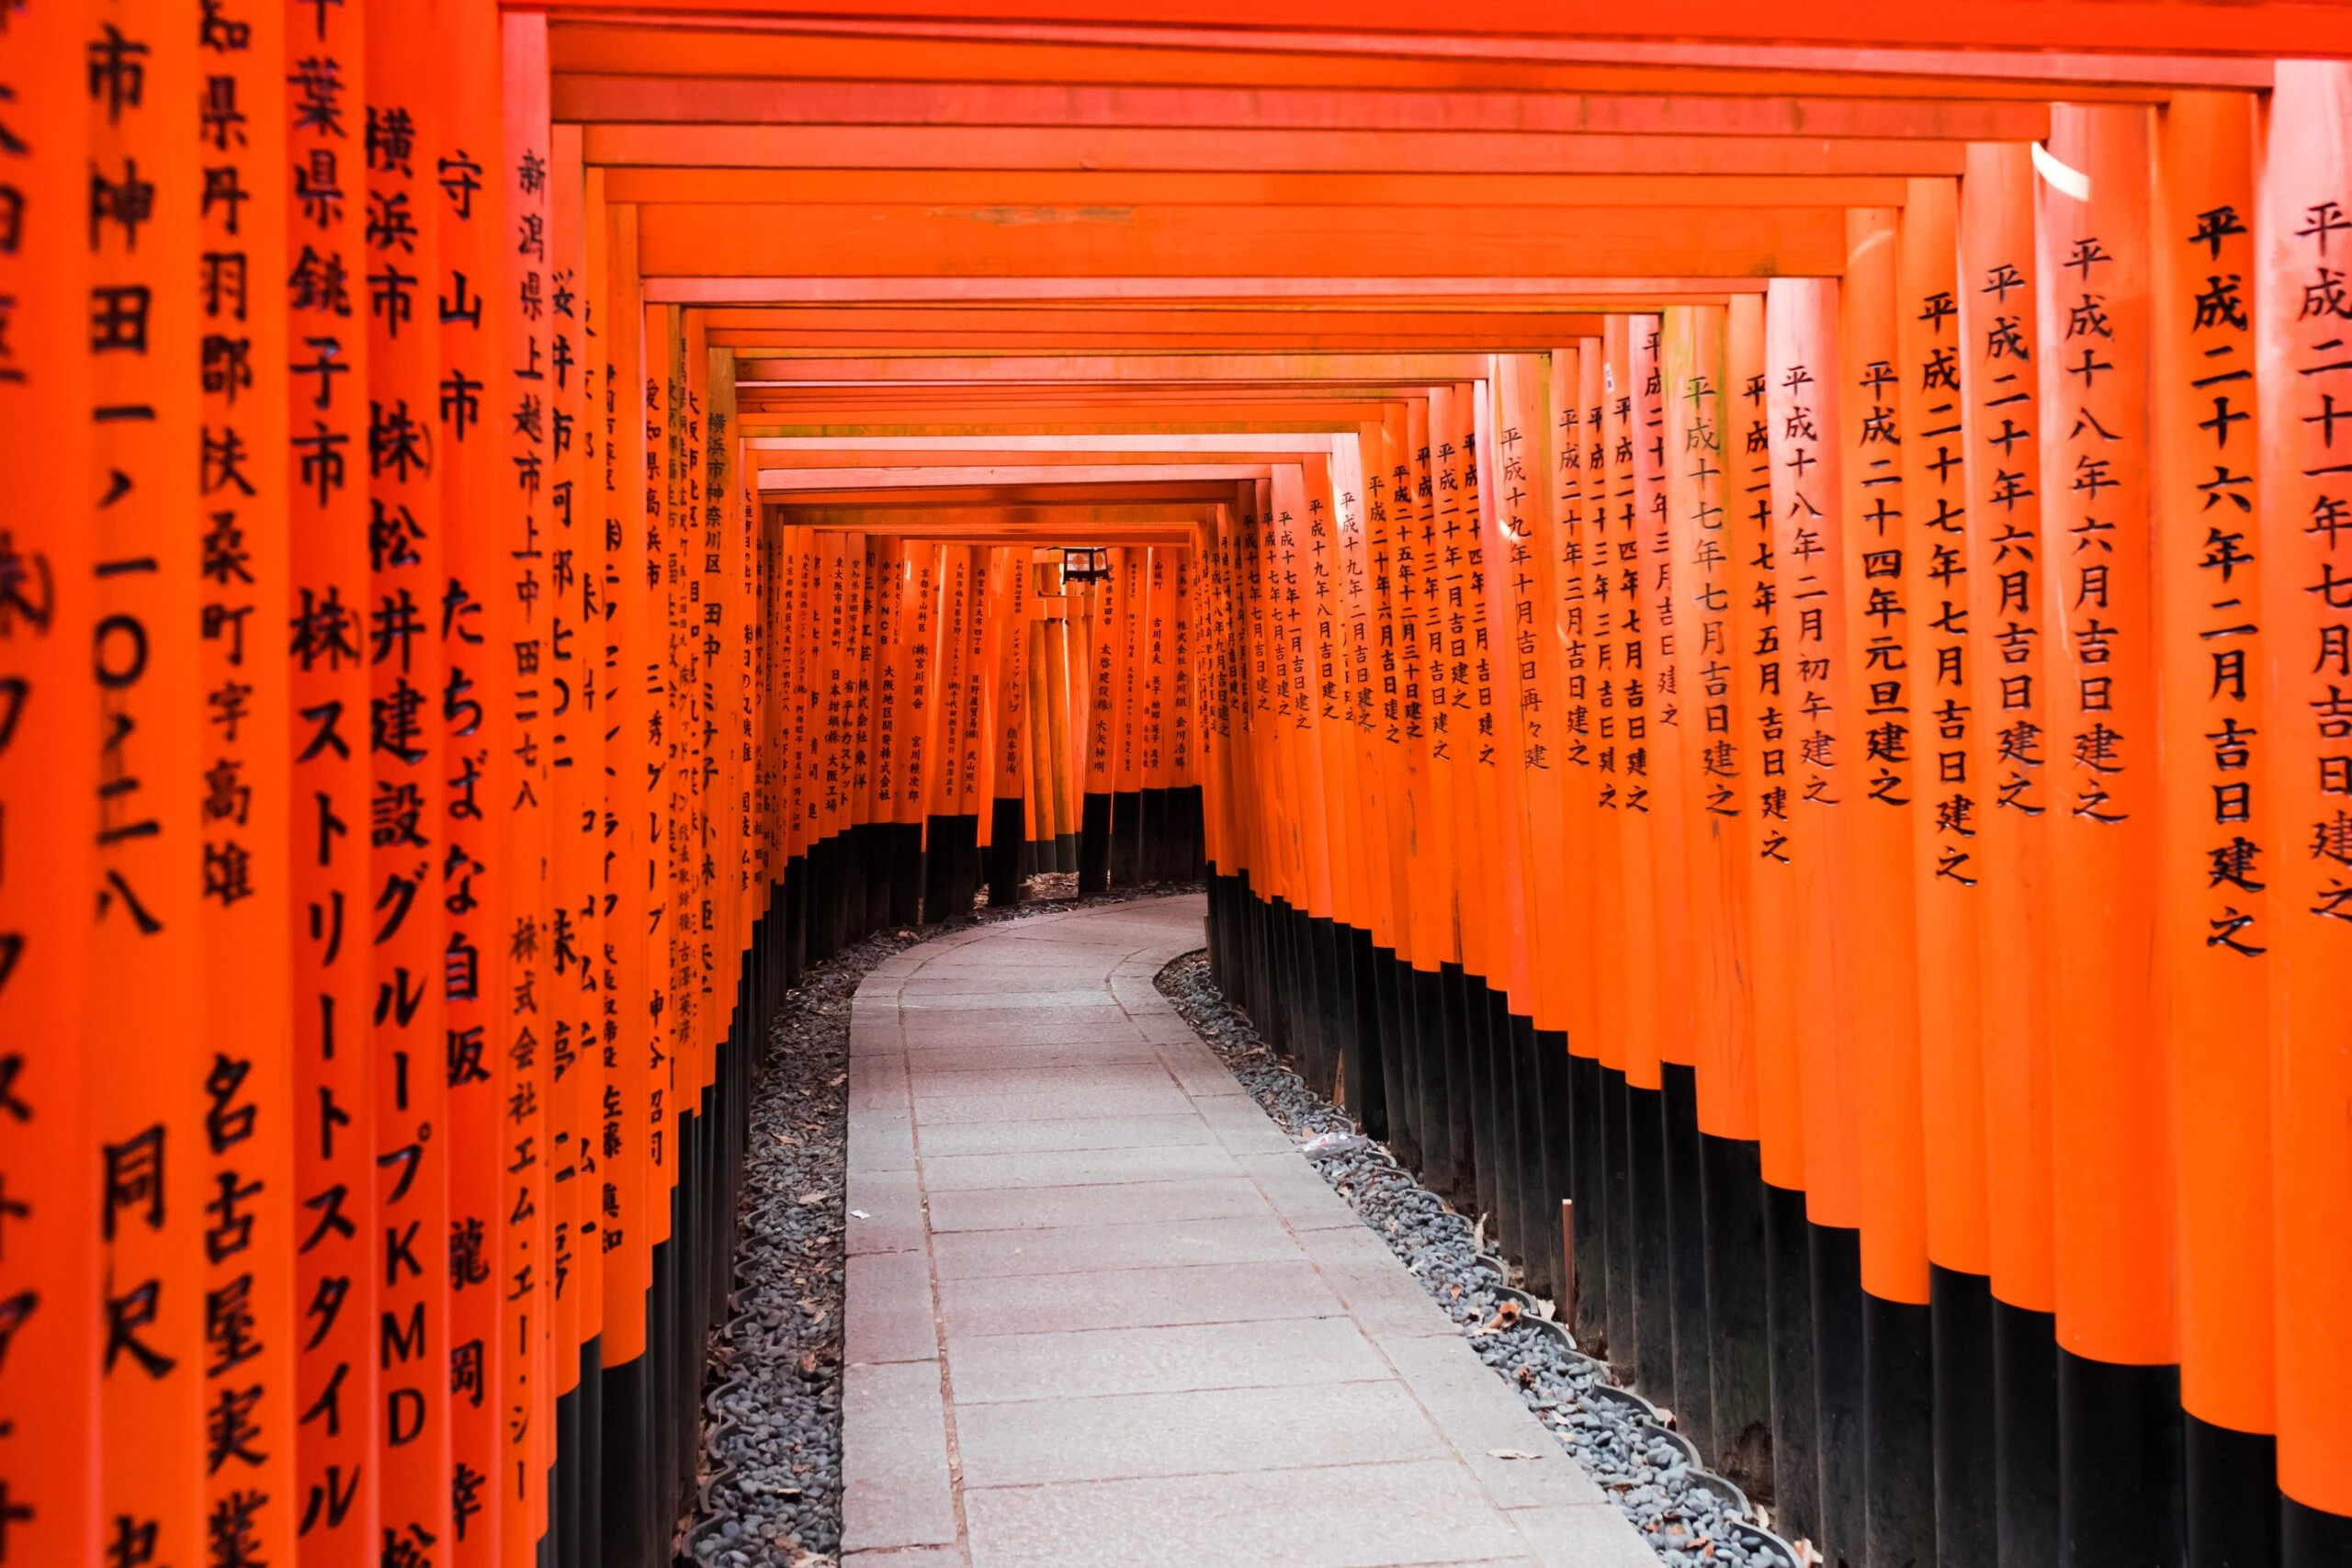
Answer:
(962, 1460, 1537, 1568)
(944, 1316, 1390, 1404)
(912, 1112, 1219, 1158)
(926, 1175, 1272, 1234)
(915, 1142, 1240, 1192)
(845, 1249, 940, 1366)
(936, 1259, 1346, 1337)
(955, 1377, 1451, 1487)
(842, 1359, 957, 1552)
(930, 1212, 1303, 1280)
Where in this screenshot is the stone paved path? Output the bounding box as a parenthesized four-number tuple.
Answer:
(840, 894, 1656, 1568)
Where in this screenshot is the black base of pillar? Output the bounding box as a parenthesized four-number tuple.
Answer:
(1109, 789, 1142, 886)
(2284, 1495, 2352, 1568)
(986, 797, 1025, 905)
(1932, 1264, 1999, 1568)
(1995, 1296, 2062, 1568)
(1809, 1222, 1865, 1568)
(1627, 1080, 1674, 1402)
(1661, 1062, 1714, 1459)
(1702, 1133, 1773, 1500)
(1864, 1292, 1936, 1568)
(887, 820, 925, 927)
(1763, 1181, 1821, 1542)
(2059, 1349, 2185, 1568)
(2186, 1412, 2280, 1568)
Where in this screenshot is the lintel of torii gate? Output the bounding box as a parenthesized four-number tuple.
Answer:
(540, 0, 2352, 58)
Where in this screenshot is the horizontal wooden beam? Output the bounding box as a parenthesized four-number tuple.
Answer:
(652, 276, 1758, 303)
(545, 20, 2204, 98)
(766, 479, 1259, 505)
(543, 2, 2352, 59)
(582, 123, 1973, 175)
(635, 203, 1845, 277)
(557, 73, 2052, 139)
(603, 168, 1908, 208)
(732, 352, 1498, 381)
(757, 462, 1281, 489)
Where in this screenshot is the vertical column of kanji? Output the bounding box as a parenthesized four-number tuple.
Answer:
(988, 545, 1031, 905)
(1171, 542, 1197, 874)
(1321, 457, 1375, 1125)
(956, 546, 989, 908)
(2034, 104, 2181, 1557)
(2259, 62, 2352, 1564)
(537, 126, 594, 1521)
(1666, 305, 1772, 1489)
(1486, 362, 1557, 1300)
(647, 309, 684, 1518)
(363, 2, 450, 1557)
(500, 16, 554, 1556)
(841, 531, 871, 930)
(1365, 413, 1424, 1168)
(898, 544, 936, 921)
(1074, 542, 1114, 893)
(1144, 543, 1171, 878)
(1726, 293, 1817, 1542)
(1551, 345, 1608, 1348)
(1639, 316, 1711, 1454)
(1416, 395, 1474, 1190)
(1588, 337, 1636, 1350)
(1894, 172, 1995, 1564)
(1769, 275, 1866, 1568)
(282, 0, 376, 1554)
(1602, 324, 1670, 1398)
(1956, 139, 2060, 1566)
(1113, 544, 1146, 890)
(85, 4, 205, 1562)
(1032, 560, 1062, 872)
(594, 189, 653, 1568)
(1838, 203, 1936, 1567)
(1289, 460, 1341, 1093)
(0, 5, 96, 1562)
(2155, 89, 2282, 1560)
(435, 0, 507, 1554)
(923, 542, 967, 915)
(1637, 322, 1705, 1409)
(1468, 378, 1534, 1275)
(1335, 433, 1396, 1142)
(194, 4, 302, 1566)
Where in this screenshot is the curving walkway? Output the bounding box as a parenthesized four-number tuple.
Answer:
(839, 894, 1656, 1568)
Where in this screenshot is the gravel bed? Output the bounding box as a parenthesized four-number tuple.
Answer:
(1155, 950, 1809, 1568)
(685, 877, 1203, 1568)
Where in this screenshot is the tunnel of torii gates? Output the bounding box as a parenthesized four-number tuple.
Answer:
(19, 3, 2352, 1568)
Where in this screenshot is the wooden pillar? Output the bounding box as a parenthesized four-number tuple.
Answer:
(2256, 60, 2352, 1565)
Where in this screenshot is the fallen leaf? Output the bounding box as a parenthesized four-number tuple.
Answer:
(1487, 1448, 1544, 1461)
(797, 1192, 824, 1205)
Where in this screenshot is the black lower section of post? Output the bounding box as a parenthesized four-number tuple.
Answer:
(1995, 1296, 2062, 1568)
(1570, 1054, 1608, 1357)
(1532, 1025, 1571, 1308)
(1627, 1081, 1674, 1403)
(1931, 1264, 1999, 1568)
(1660, 1063, 1713, 1459)
(1701, 1133, 1772, 1500)
(600, 1351, 652, 1568)
(1078, 791, 1113, 893)
(1810, 1222, 1865, 1568)
(2059, 1349, 2185, 1568)
(1763, 1181, 1821, 1543)
(986, 796, 1025, 905)
(1601, 1067, 1635, 1372)
(1109, 789, 1142, 886)
(2284, 1495, 2352, 1568)
(887, 820, 925, 927)
(1863, 1292, 1936, 1568)
(2185, 1413, 2280, 1568)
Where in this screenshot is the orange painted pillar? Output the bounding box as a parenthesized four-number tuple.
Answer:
(1551, 342, 1611, 1350)
(1895, 171, 1999, 1559)
(1727, 288, 1820, 1542)
(1959, 137, 2062, 1563)
(85, 6, 207, 1564)
(367, 0, 453, 1551)
(0, 6, 98, 1562)
(442, 0, 514, 1558)
(1838, 201, 1938, 1563)
(1589, 331, 1640, 1358)
(188, 6, 303, 1568)
(2034, 104, 2183, 1559)
(1663, 304, 1774, 1487)
(1769, 274, 1866, 1566)
(2154, 85, 2280, 1562)
(2256, 61, 2352, 1563)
